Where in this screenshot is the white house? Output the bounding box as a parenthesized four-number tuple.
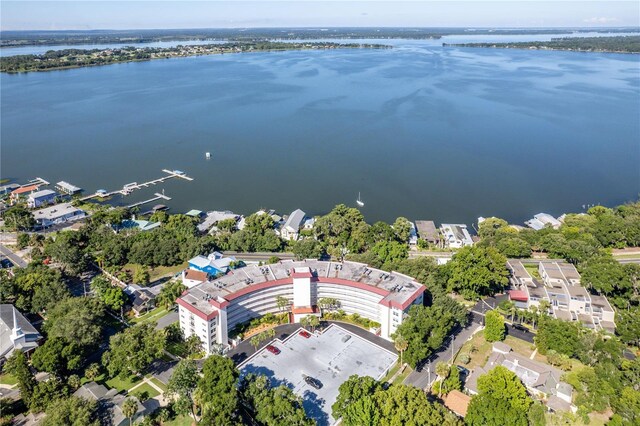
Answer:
(440, 224, 473, 248)
(280, 209, 306, 241)
(33, 202, 85, 228)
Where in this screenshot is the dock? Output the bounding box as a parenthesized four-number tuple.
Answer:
(80, 169, 193, 201)
(125, 192, 171, 209)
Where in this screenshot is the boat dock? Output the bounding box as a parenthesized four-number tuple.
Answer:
(80, 169, 193, 201)
(125, 192, 171, 209)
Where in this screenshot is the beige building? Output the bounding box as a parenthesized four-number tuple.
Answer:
(507, 260, 615, 332)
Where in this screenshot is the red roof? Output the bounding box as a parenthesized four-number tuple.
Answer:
(292, 305, 319, 314)
(11, 184, 39, 195)
(185, 269, 208, 282)
(444, 390, 471, 417)
(508, 290, 529, 302)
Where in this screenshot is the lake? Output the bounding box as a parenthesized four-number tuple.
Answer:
(2, 36, 639, 226)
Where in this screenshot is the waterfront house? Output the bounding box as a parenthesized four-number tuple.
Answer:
(0, 304, 42, 361)
(525, 213, 562, 230)
(197, 210, 240, 233)
(440, 224, 473, 248)
(408, 222, 418, 246)
(9, 184, 40, 204)
(119, 219, 161, 232)
(281, 209, 306, 241)
(0, 183, 20, 195)
(33, 202, 85, 228)
(415, 220, 439, 245)
(27, 189, 57, 208)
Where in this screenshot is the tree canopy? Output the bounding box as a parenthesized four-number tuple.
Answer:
(444, 246, 509, 300)
(466, 366, 532, 426)
(103, 323, 165, 378)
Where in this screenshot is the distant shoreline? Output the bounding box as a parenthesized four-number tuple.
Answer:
(0, 41, 391, 73)
(443, 35, 640, 54)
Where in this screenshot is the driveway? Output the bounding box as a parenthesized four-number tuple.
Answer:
(0, 244, 27, 268)
(154, 311, 178, 330)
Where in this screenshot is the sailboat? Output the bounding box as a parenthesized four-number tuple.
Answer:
(356, 192, 364, 207)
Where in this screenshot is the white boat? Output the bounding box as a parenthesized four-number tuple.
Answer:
(205, 152, 211, 159)
(356, 192, 364, 207)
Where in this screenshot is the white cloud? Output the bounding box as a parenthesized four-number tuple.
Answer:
(583, 17, 619, 24)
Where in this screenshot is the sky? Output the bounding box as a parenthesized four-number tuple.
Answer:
(1, 1, 639, 31)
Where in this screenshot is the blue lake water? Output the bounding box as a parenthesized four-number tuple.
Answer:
(1, 37, 639, 225)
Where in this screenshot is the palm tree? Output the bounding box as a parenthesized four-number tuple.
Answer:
(276, 296, 289, 313)
(300, 316, 310, 330)
(250, 335, 262, 352)
(539, 300, 551, 316)
(435, 362, 450, 380)
(393, 334, 408, 366)
(308, 316, 320, 332)
(122, 398, 138, 426)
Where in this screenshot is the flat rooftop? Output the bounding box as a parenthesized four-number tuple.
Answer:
(181, 260, 424, 317)
(239, 325, 397, 426)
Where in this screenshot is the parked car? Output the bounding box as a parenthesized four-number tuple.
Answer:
(266, 345, 280, 355)
(299, 330, 311, 338)
(304, 376, 323, 389)
(511, 323, 529, 332)
(456, 365, 469, 377)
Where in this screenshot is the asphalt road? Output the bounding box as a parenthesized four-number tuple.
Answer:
(404, 321, 482, 390)
(0, 244, 27, 268)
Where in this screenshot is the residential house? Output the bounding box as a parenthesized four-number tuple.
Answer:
(440, 224, 473, 248)
(188, 251, 236, 277)
(415, 220, 439, 245)
(0, 304, 42, 361)
(27, 189, 57, 208)
(119, 219, 161, 232)
(444, 390, 471, 418)
(33, 202, 85, 228)
(507, 260, 615, 332)
(525, 213, 562, 230)
(466, 343, 574, 413)
(124, 286, 156, 316)
(182, 269, 209, 289)
(74, 382, 147, 426)
(408, 222, 418, 246)
(280, 209, 306, 241)
(197, 210, 240, 233)
(9, 184, 40, 204)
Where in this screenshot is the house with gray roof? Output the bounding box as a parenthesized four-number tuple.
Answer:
(0, 304, 42, 361)
(74, 382, 146, 426)
(415, 220, 439, 245)
(465, 343, 574, 413)
(280, 209, 306, 241)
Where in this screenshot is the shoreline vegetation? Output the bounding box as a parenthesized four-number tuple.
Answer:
(1, 27, 638, 47)
(443, 35, 640, 54)
(0, 41, 391, 73)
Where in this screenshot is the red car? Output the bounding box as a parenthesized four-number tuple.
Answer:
(266, 345, 280, 355)
(299, 330, 311, 339)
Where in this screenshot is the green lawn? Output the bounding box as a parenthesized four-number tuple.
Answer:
(81, 373, 106, 385)
(0, 373, 18, 386)
(164, 415, 195, 426)
(105, 374, 142, 393)
(392, 366, 412, 385)
(149, 377, 168, 392)
(382, 363, 401, 382)
(130, 382, 160, 399)
(131, 306, 171, 324)
(523, 263, 541, 278)
(121, 262, 188, 283)
(166, 340, 189, 358)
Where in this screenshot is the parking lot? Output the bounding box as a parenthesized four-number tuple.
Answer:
(239, 324, 397, 425)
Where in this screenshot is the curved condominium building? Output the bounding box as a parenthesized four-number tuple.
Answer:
(177, 260, 425, 354)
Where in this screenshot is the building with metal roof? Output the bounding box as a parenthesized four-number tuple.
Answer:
(280, 209, 306, 241)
